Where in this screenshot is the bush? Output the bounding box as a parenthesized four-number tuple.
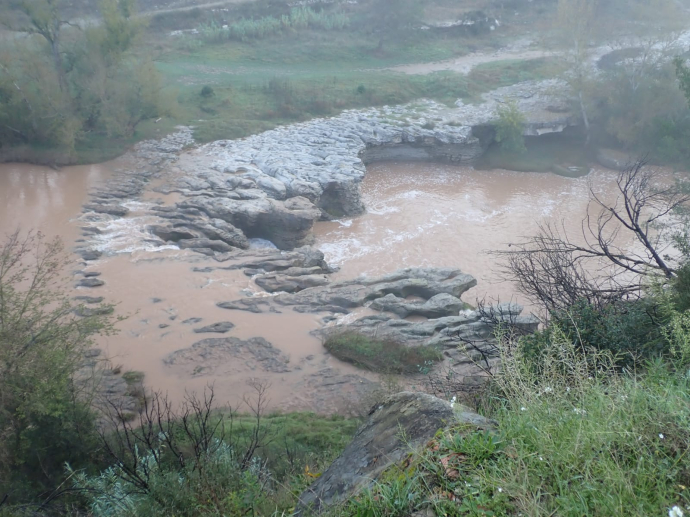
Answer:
(324, 332, 442, 374)
(197, 6, 350, 44)
(72, 385, 359, 516)
(521, 298, 667, 369)
(200, 85, 215, 98)
(494, 101, 526, 154)
(0, 231, 115, 507)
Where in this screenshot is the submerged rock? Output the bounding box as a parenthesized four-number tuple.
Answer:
(193, 322, 235, 334)
(165, 336, 290, 374)
(77, 278, 105, 288)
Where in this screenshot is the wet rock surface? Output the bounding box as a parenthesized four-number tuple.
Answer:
(165, 336, 291, 375)
(297, 392, 496, 512)
(69, 85, 554, 416)
(77, 278, 105, 288)
(193, 321, 235, 334)
(76, 81, 576, 261)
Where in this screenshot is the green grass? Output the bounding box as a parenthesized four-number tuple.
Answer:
(143, 53, 559, 145)
(229, 412, 359, 471)
(1, 18, 561, 163)
(121, 371, 145, 385)
(324, 331, 443, 374)
(333, 329, 690, 517)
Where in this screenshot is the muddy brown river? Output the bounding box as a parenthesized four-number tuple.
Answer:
(0, 159, 666, 413)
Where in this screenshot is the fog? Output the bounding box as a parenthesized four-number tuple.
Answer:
(2, 1, 690, 512)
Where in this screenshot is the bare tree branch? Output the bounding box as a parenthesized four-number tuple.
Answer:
(493, 160, 689, 313)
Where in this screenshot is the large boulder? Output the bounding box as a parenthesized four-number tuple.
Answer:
(297, 392, 495, 513)
(254, 273, 330, 293)
(178, 196, 321, 250)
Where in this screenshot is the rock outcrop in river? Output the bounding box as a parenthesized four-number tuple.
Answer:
(205, 249, 538, 387)
(122, 79, 575, 253)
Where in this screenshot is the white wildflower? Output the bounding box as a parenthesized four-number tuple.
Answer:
(573, 408, 586, 415)
(660, 433, 665, 440)
(566, 387, 571, 392)
(539, 457, 544, 461)
(521, 407, 527, 411)
(543, 387, 553, 394)
(669, 505, 684, 517)
(497, 487, 503, 493)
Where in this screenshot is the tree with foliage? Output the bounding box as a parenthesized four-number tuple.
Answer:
(4, 0, 72, 92)
(0, 0, 171, 157)
(0, 231, 116, 509)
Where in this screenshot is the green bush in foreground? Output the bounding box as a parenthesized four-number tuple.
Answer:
(324, 331, 442, 374)
(335, 327, 690, 517)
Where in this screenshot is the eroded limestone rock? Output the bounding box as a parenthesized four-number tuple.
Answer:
(165, 337, 290, 374)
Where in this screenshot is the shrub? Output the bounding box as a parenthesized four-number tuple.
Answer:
(494, 100, 526, 154)
(324, 331, 442, 374)
(200, 85, 214, 98)
(197, 6, 350, 44)
(0, 231, 115, 507)
(521, 298, 667, 369)
(72, 385, 359, 516)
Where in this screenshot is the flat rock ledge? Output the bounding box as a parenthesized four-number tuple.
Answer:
(156, 79, 573, 253)
(210, 252, 538, 388)
(76, 80, 575, 259)
(297, 391, 495, 513)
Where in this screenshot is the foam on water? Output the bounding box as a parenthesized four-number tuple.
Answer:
(312, 162, 647, 304)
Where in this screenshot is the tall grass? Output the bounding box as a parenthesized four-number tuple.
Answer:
(336, 326, 690, 517)
(198, 6, 350, 44)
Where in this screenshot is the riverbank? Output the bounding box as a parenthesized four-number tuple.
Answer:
(0, 0, 563, 166)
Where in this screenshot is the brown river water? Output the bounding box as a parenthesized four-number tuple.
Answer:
(0, 159, 668, 412)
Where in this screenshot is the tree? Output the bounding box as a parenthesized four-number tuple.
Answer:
(554, 0, 598, 146)
(2, 0, 73, 92)
(0, 231, 116, 508)
(495, 160, 690, 314)
(0, 0, 170, 153)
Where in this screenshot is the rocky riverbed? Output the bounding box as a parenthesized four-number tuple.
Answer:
(63, 79, 573, 412)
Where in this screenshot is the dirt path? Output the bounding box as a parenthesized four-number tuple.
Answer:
(138, 0, 256, 17)
(384, 48, 557, 75)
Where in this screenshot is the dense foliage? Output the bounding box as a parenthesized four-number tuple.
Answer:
(0, 232, 115, 509)
(0, 0, 170, 161)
